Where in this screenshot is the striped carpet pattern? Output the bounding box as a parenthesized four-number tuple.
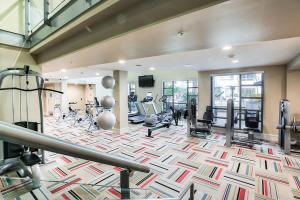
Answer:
(0, 117, 300, 199)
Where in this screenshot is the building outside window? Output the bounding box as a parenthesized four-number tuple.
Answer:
(163, 80, 198, 110)
(128, 82, 136, 95)
(211, 72, 264, 131)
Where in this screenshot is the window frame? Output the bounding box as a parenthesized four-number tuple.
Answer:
(128, 82, 136, 95)
(162, 80, 198, 110)
(211, 72, 264, 132)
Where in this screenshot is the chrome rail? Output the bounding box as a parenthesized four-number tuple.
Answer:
(0, 121, 150, 199)
(0, 121, 150, 173)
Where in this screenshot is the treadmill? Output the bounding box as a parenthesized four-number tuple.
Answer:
(129, 94, 153, 124)
(128, 92, 138, 117)
(128, 102, 147, 124)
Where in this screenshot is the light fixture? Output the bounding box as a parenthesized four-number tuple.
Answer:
(96, 72, 100, 76)
(222, 45, 232, 51)
(64, 76, 69, 79)
(149, 67, 155, 71)
(61, 69, 66, 72)
(177, 30, 184, 36)
(231, 59, 239, 63)
(118, 59, 126, 64)
(184, 64, 192, 67)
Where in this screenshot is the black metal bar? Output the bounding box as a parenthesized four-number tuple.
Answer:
(0, 87, 63, 94)
(261, 73, 264, 132)
(241, 84, 263, 86)
(240, 96, 262, 99)
(212, 107, 262, 112)
(120, 169, 130, 199)
(210, 76, 213, 108)
(239, 74, 242, 129)
(190, 183, 194, 200)
(44, 0, 50, 26)
(146, 124, 169, 138)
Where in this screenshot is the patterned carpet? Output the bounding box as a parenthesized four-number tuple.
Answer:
(1, 117, 300, 199)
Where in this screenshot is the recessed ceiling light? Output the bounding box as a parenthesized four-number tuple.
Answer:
(61, 69, 66, 72)
(222, 45, 232, 51)
(149, 67, 155, 71)
(231, 59, 239, 63)
(177, 31, 184, 36)
(118, 59, 126, 64)
(64, 76, 69, 79)
(184, 64, 192, 67)
(96, 73, 100, 76)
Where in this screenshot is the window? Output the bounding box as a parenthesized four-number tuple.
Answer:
(128, 82, 136, 95)
(211, 72, 264, 131)
(163, 80, 198, 110)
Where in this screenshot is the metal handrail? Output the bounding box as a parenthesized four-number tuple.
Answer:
(0, 121, 150, 173)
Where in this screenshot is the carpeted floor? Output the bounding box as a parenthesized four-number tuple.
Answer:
(1, 117, 300, 200)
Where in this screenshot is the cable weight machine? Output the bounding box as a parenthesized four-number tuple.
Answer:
(0, 66, 63, 188)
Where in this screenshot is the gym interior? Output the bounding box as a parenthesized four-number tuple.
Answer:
(1, 0, 300, 199)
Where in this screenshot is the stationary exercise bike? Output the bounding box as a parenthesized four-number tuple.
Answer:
(94, 97, 103, 116)
(74, 103, 93, 125)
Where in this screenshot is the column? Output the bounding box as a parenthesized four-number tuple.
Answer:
(61, 80, 68, 113)
(113, 70, 128, 132)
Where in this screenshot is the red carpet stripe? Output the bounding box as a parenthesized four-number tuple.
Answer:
(176, 170, 190, 183)
(51, 178, 81, 194)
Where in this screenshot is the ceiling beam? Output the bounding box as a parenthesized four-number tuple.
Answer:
(0, 29, 30, 49)
(29, 0, 117, 49)
(32, 0, 228, 64)
(288, 53, 300, 71)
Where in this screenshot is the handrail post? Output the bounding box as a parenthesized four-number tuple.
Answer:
(190, 183, 194, 200)
(120, 169, 130, 199)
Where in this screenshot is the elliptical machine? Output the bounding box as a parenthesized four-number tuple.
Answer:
(144, 95, 180, 137)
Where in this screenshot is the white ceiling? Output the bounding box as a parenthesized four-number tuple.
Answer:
(42, 0, 300, 77)
(44, 67, 112, 80)
(44, 37, 300, 79)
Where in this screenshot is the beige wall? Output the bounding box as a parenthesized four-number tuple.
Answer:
(287, 70, 300, 120)
(0, 0, 24, 34)
(43, 83, 62, 116)
(128, 69, 198, 108)
(0, 45, 40, 124)
(198, 65, 287, 135)
(85, 84, 96, 104)
(67, 84, 86, 111)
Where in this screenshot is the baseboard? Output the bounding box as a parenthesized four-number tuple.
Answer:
(112, 126, 129, 134)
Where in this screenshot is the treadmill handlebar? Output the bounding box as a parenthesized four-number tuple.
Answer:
(0, 121, 150, 173)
